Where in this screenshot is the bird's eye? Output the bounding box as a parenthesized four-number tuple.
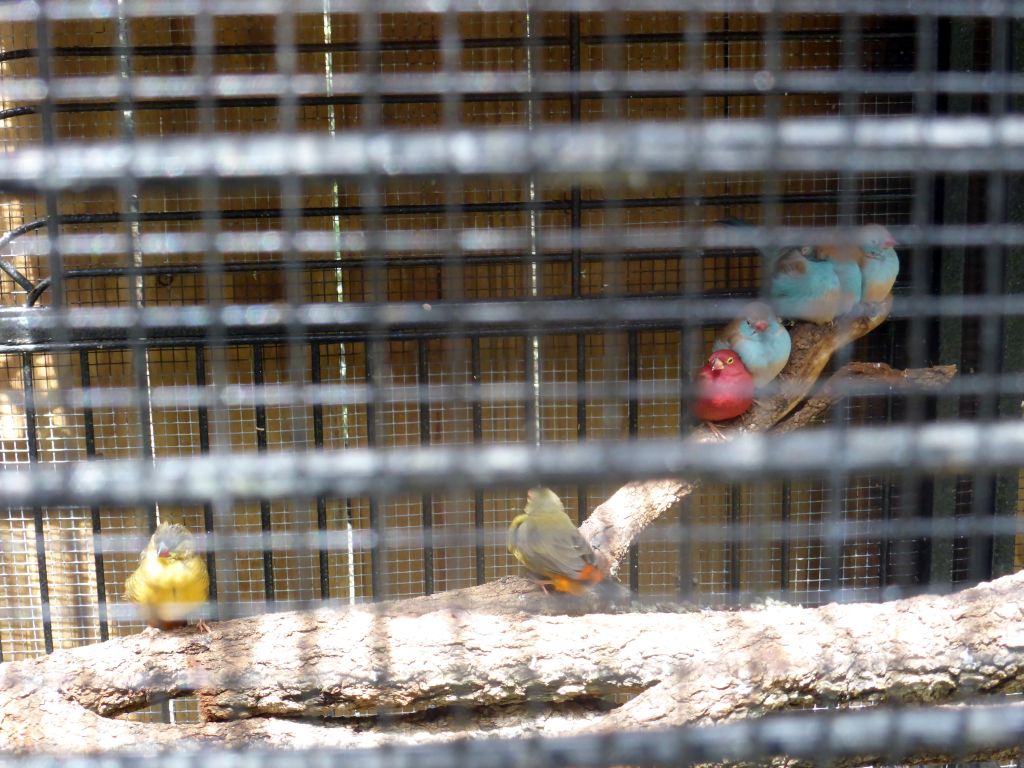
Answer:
(726, 356, 734, 364)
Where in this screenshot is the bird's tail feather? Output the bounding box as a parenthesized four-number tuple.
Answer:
(715, 217, 755, 228)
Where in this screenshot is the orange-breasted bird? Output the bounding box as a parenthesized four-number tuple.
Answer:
(507, 487, 607, 596)
(125, 522, 210, 632)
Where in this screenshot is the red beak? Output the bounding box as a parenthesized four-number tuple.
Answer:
(710, 357, 725, 372)
(753, 320, 768, 332)
(157, 545, 170, 558)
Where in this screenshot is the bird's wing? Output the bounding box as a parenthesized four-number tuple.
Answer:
(507, 514, 528, 555)
(517, 518, 596, 579)
(712, 318, 742, 351)
(774, 250, 808, 277)
(177, 555, 210, 604)
(124, 564, 143, 602)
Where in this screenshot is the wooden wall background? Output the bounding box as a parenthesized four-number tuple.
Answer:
(0, 10, 1013, 692)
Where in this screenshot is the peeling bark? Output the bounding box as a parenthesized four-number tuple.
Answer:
(776, 362, 958, 434)
(2, 572, 1024, 756)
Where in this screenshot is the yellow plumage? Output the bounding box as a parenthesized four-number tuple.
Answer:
(125, 522, 209, 630)
(508, 487, 604, 595)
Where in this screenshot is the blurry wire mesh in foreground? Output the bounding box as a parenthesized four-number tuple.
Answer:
(0, 0, 1022, 764)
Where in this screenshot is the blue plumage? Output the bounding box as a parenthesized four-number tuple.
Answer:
(712, 302, 791, 387)
(857, 224, 900, 304)
(768, 245, 842, 324)
(818, 243, 863, 315)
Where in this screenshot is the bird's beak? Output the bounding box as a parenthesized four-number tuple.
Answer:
(884, 236, 897, 248)
(157, 545, 170, 558)
(710, 357, 725, 372)
(753, 320, 768, 332)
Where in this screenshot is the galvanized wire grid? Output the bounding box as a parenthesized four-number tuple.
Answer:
(0, 0, 1022, 762)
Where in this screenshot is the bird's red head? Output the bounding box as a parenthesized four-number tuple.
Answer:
(706, 349, 743, 375)
(694, 348, 754, 423)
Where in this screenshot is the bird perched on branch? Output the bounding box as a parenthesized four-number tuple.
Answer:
(508, 487, 610, 596)
(714, 218, 841, 324)
(768, 245, 842, 324)
(818, 224, 900, 314)
(712, 302, 791, 387)
(692, 349, 755, 434)
(857, 223, 900, 305)
(125, 522, 210, 632)
(817, 242, 863, 316)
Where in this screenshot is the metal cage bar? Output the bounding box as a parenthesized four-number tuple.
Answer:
(0, 3, 1019, 756)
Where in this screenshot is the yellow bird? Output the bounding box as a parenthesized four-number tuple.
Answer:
(125, 522, 210, 632)
(508, 487, 608, 596)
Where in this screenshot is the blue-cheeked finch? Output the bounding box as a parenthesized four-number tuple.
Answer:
(712, 302, 791, 388)
(856, 224, 899, 305)
(768, 245, 842, 324)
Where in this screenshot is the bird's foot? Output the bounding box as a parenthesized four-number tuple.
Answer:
(850, 299, 890, 319)
(526, 574, 553, 594)
(846, 302, 870, 319)
(705, 421, 727, 440)
(862, 299, 889, 319)
(196, 620, 212, 634)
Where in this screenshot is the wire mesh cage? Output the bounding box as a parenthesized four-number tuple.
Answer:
(0, 0, 1022, 764)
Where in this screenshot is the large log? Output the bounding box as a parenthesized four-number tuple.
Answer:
(1, 570, 1023, 757)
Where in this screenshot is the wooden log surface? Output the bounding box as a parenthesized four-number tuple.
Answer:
(1, 569, 1022, 756)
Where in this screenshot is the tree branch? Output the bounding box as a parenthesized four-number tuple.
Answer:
(775, 362, 958, 433)
(3, 570, 1024, 760)
(582, 296, 895, 573)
